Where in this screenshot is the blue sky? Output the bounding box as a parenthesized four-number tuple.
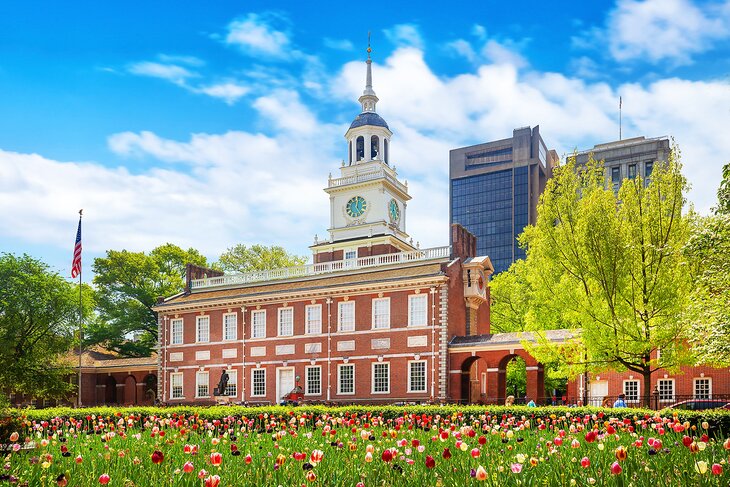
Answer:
(1, 0, 729, 278)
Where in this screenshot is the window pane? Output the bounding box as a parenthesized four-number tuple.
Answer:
(171, 319, 183, 345)
(373, 363, 389, 393)
(408, 295, 428, 326)
(623, 380, 639, 402)
(224, 314, 237, 341)
(278, 308, 293, 336)
(196, 372, 209, 398)
(197, 317, 210, 343)
(171, 373, 183, 399)
(694, 379, 711, 399)
(409, 361, 426, 392)
(252, 369, 266, 396)
(372, 298, 390, 329)
(658, 379, 674, 401)
(252, 311, 266, 338)
(225, 370, 237, 397)
(306, 367, 321, 395)
(338, 364, 354, 394)
(339, 302, 355, 332)
(306, 305, 322, 335)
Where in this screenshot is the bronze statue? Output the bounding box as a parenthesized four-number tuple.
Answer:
(214, 370, 229, 396)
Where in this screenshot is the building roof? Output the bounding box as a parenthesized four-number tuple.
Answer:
(449, 329, 576, 347)
(157, 261, 446, 309)
(349, 111, 389, 130)
(64, 347, 158, 370)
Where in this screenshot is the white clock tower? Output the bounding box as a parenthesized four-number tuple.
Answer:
(311, 45, 415, 263)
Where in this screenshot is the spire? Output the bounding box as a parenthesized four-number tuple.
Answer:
(359, 32, 378, 113)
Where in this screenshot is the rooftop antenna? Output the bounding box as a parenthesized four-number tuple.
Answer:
(619, 96, 622, 141)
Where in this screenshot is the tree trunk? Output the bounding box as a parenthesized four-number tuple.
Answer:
(642, 368, 653, 409)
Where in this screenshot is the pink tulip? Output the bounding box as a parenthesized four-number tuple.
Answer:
(183, 461, 194, 473)
(610, 461, 622, 475)
(580, 457, 590, 468)
(511, 463, 523, 473)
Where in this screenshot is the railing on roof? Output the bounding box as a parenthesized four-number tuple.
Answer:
(190, 245, 451, 290)
(328, 168, 407, 194)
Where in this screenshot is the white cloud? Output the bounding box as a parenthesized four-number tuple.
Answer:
(225, 13, 294, 60)
(197, 82, 250, 105)
(471, 24, 487, 41)
(446, 39, 477, 63)
(383, 24, 424, 49)
(482, 40, 529, 68)
(157, 54, 205, 67)
(579, 0, 730, 64)
(127, 62, 198, 85)
(323, 38, 354, 51)
(252, 90, 319, 134)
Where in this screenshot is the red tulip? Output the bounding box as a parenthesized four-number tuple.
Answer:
(381, 449, 393, 462)
(210, 452, 222, 466)
(682, 436, 693, 447)
(245, 454, 252, 464)
(204, 475, 220, 487)
(151, 450, 164, 465)
(310, 449, 323, 465)
(99, 474, 111, 485)
(183, 461, 194, 473)
(442, 448, 452, 459)
(584, 431, 596, 443)
(712, 463, 723, 475)
(580, 457, 590, 468)
(610, 461, 622, 475)
(425, 455, 435, 469)
(478, 435, 486, 445)
(470, 448, 480, 458)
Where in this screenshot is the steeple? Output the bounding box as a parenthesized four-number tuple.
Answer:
(359, 34, 379, 113)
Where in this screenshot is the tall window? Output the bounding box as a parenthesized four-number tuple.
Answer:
(371, 135, 379, 159)
(196, 316, 210, 343)
(196, 371, 209, 398)
(645, 161, 654, 187)
(305, 305, 322, 335)
(348, 140, 352, 164)
(623, 380, 639, 403)
(384, 139, 389, 164)
(223, 313, 237, 341)
(372, 363, 390, 393)
(356, 136, 364, 161)
(657, 379, 674, 402)
(408, 361, 427, 393)
(611, 166, 621, 192)
(694, 378, 711, 399)
(171, 319, 183, 345)
(251, 310, 266, 339)
(305, 366, 321, 395)
(170, 373, 183, 399)
(224, 370, 237, 397)
(628, 164, 637, 180)
(278, 307, 293, 336)
(408, 295, 428, 327)
(372, 298, 390, 329)
(338, 301, 355, 332)
(252, 369, 266, 397)
(338, 364, 355, 395)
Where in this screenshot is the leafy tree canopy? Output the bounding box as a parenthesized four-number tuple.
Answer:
(89, 244, 207, 356)
(216, 244, 307, 273)
(0, 253, 81, 398)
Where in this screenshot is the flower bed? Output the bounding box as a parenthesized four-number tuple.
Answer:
(3, 406, 729, 486)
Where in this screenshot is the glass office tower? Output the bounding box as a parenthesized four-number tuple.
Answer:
(450, 126, 557, 274)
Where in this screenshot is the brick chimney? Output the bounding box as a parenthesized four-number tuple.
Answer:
(185, 264, 224, 294)
(450, 223, 477, 260)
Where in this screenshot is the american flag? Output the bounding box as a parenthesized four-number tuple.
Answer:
(71, 216, 82, 278)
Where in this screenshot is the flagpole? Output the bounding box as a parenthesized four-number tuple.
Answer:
(619, 96, 622, 141)
(77, 209, 83, 408)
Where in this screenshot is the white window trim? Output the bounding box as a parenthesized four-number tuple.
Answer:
(337, 363, 355, 395)
(224, 370, 238, 398)
(251, 310, 266, 339)
(196, 316, 210, 343)
(170, 372, 184, 400)
(371, 297, 391, 330)
(622, 379, 640, 404)
(407, 360, 427, 393)
(195, 371, 210, 398)
(278, 307, 294, 337)
(693, 377, 712, 399)
(408, 294, 428, 327)
(170, 318, 184, 345)
(338, 301, 355, 332)
(222, 312, 238, 341)
(305, 365, 322, 396)
(657, 378, 675, 403)
(251, 369, 266, 397)
(371, 362, 390, 394)
(305, 304, 322, 335)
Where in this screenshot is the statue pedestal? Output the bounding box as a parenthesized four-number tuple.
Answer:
(213, 394, 233, 405)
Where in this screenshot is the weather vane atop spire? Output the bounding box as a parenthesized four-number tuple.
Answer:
(367, 31, 372, 60)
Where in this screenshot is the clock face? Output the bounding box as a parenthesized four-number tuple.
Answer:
(388, 199, 400, 223)
(346, 196, 367, 218)
(477, 269, 486, 293)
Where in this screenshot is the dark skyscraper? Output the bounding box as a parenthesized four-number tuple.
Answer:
(449, 126, 557, 274)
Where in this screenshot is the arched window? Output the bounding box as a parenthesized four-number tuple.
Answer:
(371, 135, 379, 160)
(356, 136, 364, 161)
(348, 141, 352, 164)
(384, 139, 389, 164)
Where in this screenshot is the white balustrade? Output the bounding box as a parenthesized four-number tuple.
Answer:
(190, 245, 451, 290)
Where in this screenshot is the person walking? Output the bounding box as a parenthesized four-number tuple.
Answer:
(613, 393, 627, 408)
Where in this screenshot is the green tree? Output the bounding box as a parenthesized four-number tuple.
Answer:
(0, 254, 79, 398)
(216, 244, 307, 273)
(685, 161, 730, 365)
(515, 151, 694, 403)
(89, 244, 208, 356)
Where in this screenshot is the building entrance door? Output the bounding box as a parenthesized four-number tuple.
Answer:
(276, 368, 295, 403)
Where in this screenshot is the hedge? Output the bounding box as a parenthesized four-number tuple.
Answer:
(4, 404, 730, 439)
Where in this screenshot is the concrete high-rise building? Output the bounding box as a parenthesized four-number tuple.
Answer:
(573, 136, 671, 191)
(449, 126, 558, 274)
